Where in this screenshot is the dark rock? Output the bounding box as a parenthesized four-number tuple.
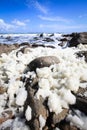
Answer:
(71, 87, 87, 115)
(19, 42, 30, 47)
(39, 33, 44, 37)
(5, 36, 12, 41)
(59, 121, 79, 130)
(68, 33, 80, 47)
(43, 38, 54, 42)
(72, 95, 87, 115)
(60, 38, 68, 42)
(76, 51, 87, 62)
(28, 56, 59, 72)
(68, 32, 87, 47)
(24, 86, 48, 130)
(33, 37, 39, 40)
(32, 44, 45, 48)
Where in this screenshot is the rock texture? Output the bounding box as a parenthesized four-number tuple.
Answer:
(0, 110, 14, 124)
(76, 51, 87, 62)
(27, 56, 59, 72)
(68, 32, 87, 47)
(0, 44, 19, 55)
(24, 56, 69, 130)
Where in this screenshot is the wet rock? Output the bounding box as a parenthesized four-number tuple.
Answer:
(0, 110, 14, 124)
(19, 42, 30, 47)
(43, 38, 54, 42)
(32, 44, 45, 48)
(5, 36, 12, 41)
(60, 38, 68, 42)
(68, 33, 80, 47)
(68, 32, 87, 47)
(28, 56, 59, 71)
(39, 33, 44, 38)
(76, 51, 87, 62)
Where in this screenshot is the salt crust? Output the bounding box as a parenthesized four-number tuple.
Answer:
(0, 44, 87, 128)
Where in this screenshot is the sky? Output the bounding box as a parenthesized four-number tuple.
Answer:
(0, 0, 87, 33)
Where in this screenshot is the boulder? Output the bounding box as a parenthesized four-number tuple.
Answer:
(68, 32, 87, 47)
(24, 85, 48, 130)
(27, 56, 59, 72)
(43, 38, 54, 42)
(71, 87, 87, 115)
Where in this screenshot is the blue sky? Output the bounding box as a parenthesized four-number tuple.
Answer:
(0, 0, 87, 33)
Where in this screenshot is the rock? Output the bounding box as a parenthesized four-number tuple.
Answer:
(24, 86, 48, 130)
(39, 33, 44, 37)
(68, 32, 87, 47)
(78, 32, 87, 44)
(24, 55, 69, 129)
(19, 42, 30, 46)
(68, 33, 80, 47)
(28, 56, 59, 71)
(43, 38, 54, 42)
(24, 81, 68, 130)
(71, 87, 87, 115)
(52, 109, 68, 125)
(0, 110, 14, 124)
(0, 44, 19, 55)
(0, 86, 7, 94)
(60, 38, 68, 42)
(5, 36, 12, 41)
(72, 95, 87, 115)
(76, 51, 87, 62)
(59, 121, 78, 130)
(32, 44, 45, 48)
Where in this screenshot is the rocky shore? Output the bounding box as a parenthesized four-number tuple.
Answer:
(0, 32, 87, 130)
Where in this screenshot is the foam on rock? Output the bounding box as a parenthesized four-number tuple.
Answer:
(0, 44, 87, 129)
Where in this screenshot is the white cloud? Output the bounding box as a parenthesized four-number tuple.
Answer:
(0, 18, 30, 32)
(12, 19, 26, 26)
(38, 15, 72, 23)
(0, 19, 15, 32)
(26, 0, 48, 14)
(40, 24, 87, 32)
(35, 1, 48, 14)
